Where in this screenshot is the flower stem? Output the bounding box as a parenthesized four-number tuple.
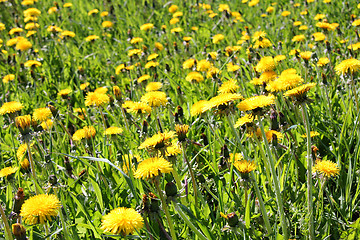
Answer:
(53, 187, 70, 240)
(301, 103, 314, 240)
(225, 115, 272, 236)
(181, 142, 198, 207)
(0, 202, 13, 240)
(257, 115, 288, 239)
(26, 141, 39, 194)
(154, 180, 177, 240)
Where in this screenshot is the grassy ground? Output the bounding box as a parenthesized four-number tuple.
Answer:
(1, 0, 360, 239)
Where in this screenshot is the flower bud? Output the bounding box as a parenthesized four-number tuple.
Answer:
(165, 182, 177, 197)
(12, 223, 26, 240)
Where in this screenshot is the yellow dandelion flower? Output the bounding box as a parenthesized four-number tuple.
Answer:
(186, 72, 204, 83)
(234, 160, 256, 173)
(237, 95, 275, 112)
(348, 42, 360, 51)
(144, 61, 159, 69)
(166, 142, 182, 157)
(85, 92, 110, 107)
(313, 160, 340, 178)
(317, 57, 330, 67)
(130, 37, 143, 44)
(204, 93, 243, 112)
(234, 114, 254, 128)
(134, 157, 173, 179)
(100, 11, 108, 17)
(48, 7, 58, 14)
(140, 91, 167, 107)
(146, 82, 162, 92)
(227, 62, 241, 72)
(9, 28, 23, 35)
(85, 35, 99, 42)
(41, 119, 53, 130)
(213, 34, 225, 44)
(292, 35, 305, 42)
(169, 17, 179, 25)
(0, 166, 18, 178)
(253, 38, 272, 49)
(15, 38, 32, 51)
(102, 21, 113, 28)
(314, 14, 326, 20)
(57, 88, 72, 97)
(183, 36, 192, 42)
(301, 131, 320, 138)
(266, 73, 304, 92)
(274, 55, 286, 62)
(80, 82, 90, 90)
(138, 74, 151, 83)
(209, 52, 218, 60)
(168, 4, 178, 13)
(88, 9, 99, 16)
(197, 59, 211, 72)
(24, 60, 41, 68)
(313, 32, 326, 41)
(140, 23, 154, 31)
(265, 130, 283, 142)
(20, 194, 61, 225)
(191, 100, 209, 116)
(23, 8, 41, 17)
(300, 51, 312, 61)
(24, 22, 39, 30)
(218, 79, 239, 94)
(299, 25, 308, 30)
(63, 3, 72, 7)
(15, 115, 31, 130)
(147, 53, 158, 61)
(60, 31, 75, 38)
(33, 108, 52, 122)
(175, 124, 189, 142)
(281, 11, 291, 17)
(255, 56, 276, 72)
(104, 127, 123, 136)
(101, 207, 144, 235)
(124, 101, 151, 114)
(183, 59, 196, 69)
(139, 131, 175, 150)
(2, 74, 15, 83)
(284, 83, 317, 100)
(335, 58, 360, 75)
(0, 101, 23, 115)
(154, 42, 164, 51)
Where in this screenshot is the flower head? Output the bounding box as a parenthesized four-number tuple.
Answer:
(255, 56, 276, 72)
(313, 160, 340, 178)
(85, 35, 99, 42)
(317, 58, 330, 67)
(85, 92, 110, 107)
(237, 95, 275, 112)
(335, 58, 360, 75)
(213, 34, 225, 44)
(0, 101, 23, 115)
(284, 83, 317, 103)
(197, 59, 211, 71)
(175, 124, 189, 142)
(204, 93, 243, 112)
(234, 114, 254, 128)
(101, 207, 144, 236)
(234, 159, 256, 174)
(140, 91, 167, 107)
(140, 23, 154, 31)
(33, 108, 52, 122)
(24, 60, 41, 68)
(266, 73, 304, 92)
(123, 101, 151, 114)
(73, 126, 96, 141)
(183, 59, 196, 69)
(146, 82, 162, 92)
(134, 157, 173, 179)
(186, 72, 204, 83)
(104, 127, 123, 136)
(15, 115, 32, 131)
(218, 79, 239, 94)
(0, 166, 18, 178)
(190, 100, 209, 116)
(139, 131, 175, 150)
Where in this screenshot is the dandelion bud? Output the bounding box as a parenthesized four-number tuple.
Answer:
(148, 192, 160, 212)
(15, 115, 31, 135)
(12, 223, 26, 240)
(177, 106, 183, 117)
(13, 188, 25, 215)
(175, 124, 189, 142)
(174, 112, 180, 123)
(270, 110, 279, 131)
(227, 212, 239, 227)
(321, 73, 327, 85)
(201, 133, 208, 146)
(113, 86, 122, 101)
(142, 120, 148, 134)
(173, 42, 178, 51)
(165, 181, 177, 197)
(325, 40, 331, 52)
(49, 175, 58, 186)
(312, 145, 319, 158)
(278, 111, 287, 127)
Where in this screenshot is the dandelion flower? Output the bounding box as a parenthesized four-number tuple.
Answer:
(33, 108, 52, 122)
(147, 53, 158, 61)
(197, 59, 211, 72)
(146, 82, 162, 92)
(266, 73, 304, 92)
(0, 166, 18, 178)
(88, 9, 99, 16)
(218, 79, 239, 94)
(168, 4, 178, 13)
(85, 35, 99, 42)
(102, 21, 113, 28)
(317, 58, 330, 67)
(191, 100, 209, 116)
(60, 31, 75, 38)
(20, 194, 61, 225)
(313, 160, 340, 178)
(104, 127, 123, 136)
(140, 23, 154, 31)
(301, 131, 320, 138)
(58, 88, 72, 98)
(292, 35, 305, 42)
(144, 61, 159, 69)
(274, 55, 286, 62)
(140, 91, 167, 107)
(186, 72, 204, 83)
(284, 83, 317, 101)
(134, 157, 173, 179)
(335, 58, 360, 75)
(15, 115, 31, 131)
(123, 101, 151, 114)
(204, 93, 243, 111)
(101, 207, 144, 236)
(313, 32, 326, 41)
(255, 56, 276, 72)
(85, 92, 110, 107)
(213, 34, 225, 44)
(0, 101, 24, 115)
(237, 95, 275, 112)
(2, 74, 15, 84)
(234, 160, 256, 173)
(138, 74, 151, 83)
(24, 60, 41, 68)
(234, 114, 254, 128)
(130, 37, 143, 44)
(16, 39, 32, 51)
(138, 131, 175, 150)
(183, 59, 196, 69)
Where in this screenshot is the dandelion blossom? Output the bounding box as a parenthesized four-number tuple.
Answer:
(134, 157, 173, 179)
(140, 91, 167, 107)
(20, 194, 61, 225)
(0, 166, 18, 178)
(101, 207, 144, 236)
(237, 95, 275, 112)
(335, 58, 360, 75)
(33, 108, 52, 122)
(313, 160, 340, 178)
(0, 101, 23, 115)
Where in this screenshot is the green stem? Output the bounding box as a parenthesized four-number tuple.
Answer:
(44, 222, 50, 239)
(26, 141, 39, 194)
(0, 202, 13, 240)
(53, 187, 70, 240)
(172, 201, 208, 240)
(182, 142, 198, 206)
(301, 103, 314, 240)
(154, 180, 177, 240)
(257, 115, 289, 239)
(225, 115, 272, 235)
